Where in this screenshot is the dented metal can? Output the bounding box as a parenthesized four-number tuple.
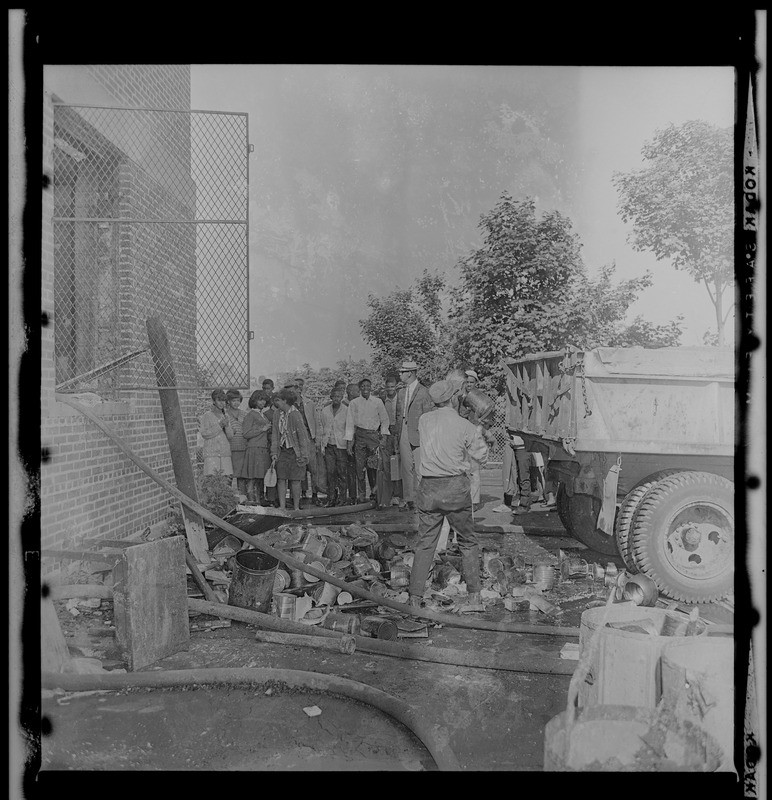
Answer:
(322, 611, 360, 635)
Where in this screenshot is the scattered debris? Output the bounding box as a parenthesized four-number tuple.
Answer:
(189, 618, 232, 632)
(559, 642, 580, 660)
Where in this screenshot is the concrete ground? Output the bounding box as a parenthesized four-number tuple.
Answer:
(37, 465, 731, 774)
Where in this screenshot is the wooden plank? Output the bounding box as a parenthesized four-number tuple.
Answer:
(81, 538, 143, 549)
(111, 536, 190, 671)
(41, 596, 72, 673)
(146, 316, 209, 564)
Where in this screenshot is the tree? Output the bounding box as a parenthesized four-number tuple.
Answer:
(447, 194, 683, 388)
(612, 121, 733, 345)
(278, 358, 374, 403)
(359, 270, 453, 383)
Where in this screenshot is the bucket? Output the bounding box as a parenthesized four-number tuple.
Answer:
(462, 389, 495, 422)
(578, 604, 707, 709)
(660, 637, 735, 771)
(543, 704, 723, 771)
(228, 550, 280, 614)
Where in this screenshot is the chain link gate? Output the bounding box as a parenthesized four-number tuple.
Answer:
(52, 104, 249, 396)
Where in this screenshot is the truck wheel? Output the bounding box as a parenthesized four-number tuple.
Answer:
(630, 471, 734, 603)
(566, 493, 619, 556)
(615, 470, 685, 573)
(556, 483, 574, 534)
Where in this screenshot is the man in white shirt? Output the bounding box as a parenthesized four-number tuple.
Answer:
(345, 378, 391, 504)
(408, 380, 489, 613)
(319, 385, 349, 507)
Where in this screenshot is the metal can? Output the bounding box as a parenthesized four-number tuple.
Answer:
(389, 563, 410, 588)
(289, 568, 307, 588)
(360, 616, 399, 640)
(561, 558, 590, 580)
(622, 573, 658, 606)
(322, 611, 360, 635)
(352, 551, 374, 577)
(312, 581, 341, 606)
(533, 564, 556, 591)
(301, 531, 327, 559)
(302, 560, 327, 583)
(273, 569, 291, 592)
(323, 541, 343, 561)
(274, 592, 296, 620)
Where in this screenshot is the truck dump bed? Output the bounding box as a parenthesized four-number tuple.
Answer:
(503, 347, 735, 456)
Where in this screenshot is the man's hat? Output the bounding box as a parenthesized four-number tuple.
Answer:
(465, 369, 478, 380)
(429, 380, 457, 404)
(399, 360, 419, 372)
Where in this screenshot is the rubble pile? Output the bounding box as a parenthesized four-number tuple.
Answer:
(187, 521, 653, 639)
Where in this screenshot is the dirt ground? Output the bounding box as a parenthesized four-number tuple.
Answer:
(34, 468, 733, 774)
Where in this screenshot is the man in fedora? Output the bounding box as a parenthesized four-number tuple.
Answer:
(394, 360, 435, 512)
(408, 380, 489, 613)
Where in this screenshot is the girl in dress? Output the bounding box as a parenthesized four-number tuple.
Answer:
(242, 390, 272, 504)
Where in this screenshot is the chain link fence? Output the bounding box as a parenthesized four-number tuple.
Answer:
(53, 104, 249, 396)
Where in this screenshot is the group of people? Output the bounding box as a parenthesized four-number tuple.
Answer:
(198, 362, 551, 611)
(197, 363, 498, 511)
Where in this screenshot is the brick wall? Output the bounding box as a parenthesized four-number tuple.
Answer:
(41, 65, 199, 578)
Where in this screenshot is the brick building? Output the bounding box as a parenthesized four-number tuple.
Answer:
(41, 66, 203, 576)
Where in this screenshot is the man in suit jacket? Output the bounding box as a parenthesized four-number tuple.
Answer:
(290, 378, 320, 505)
(394, 360, 435, 511)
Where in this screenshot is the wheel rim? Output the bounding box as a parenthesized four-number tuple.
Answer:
(661, 501, 733, 582)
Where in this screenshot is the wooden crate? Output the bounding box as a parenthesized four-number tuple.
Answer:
(112, 536, 190, 671)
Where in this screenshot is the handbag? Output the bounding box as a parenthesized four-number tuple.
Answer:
(264, 466, 277, 488)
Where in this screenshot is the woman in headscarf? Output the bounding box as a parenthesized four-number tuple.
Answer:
(199, 388, 233, 477)
(270, 387, 311, 511)
(242, 389, 273, 504)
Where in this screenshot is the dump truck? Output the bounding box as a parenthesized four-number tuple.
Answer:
(503, 347, 735, 603)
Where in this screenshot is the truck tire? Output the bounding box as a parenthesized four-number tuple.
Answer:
(630, 471, 734, 603)
(556, 483, 574, 534)
(615, 469, 685, 573)
(566, 493, 619, 556)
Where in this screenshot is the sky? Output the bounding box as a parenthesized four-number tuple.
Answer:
(190, 65, 736, 378)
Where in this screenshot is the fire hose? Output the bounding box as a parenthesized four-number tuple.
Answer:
(41, 666, 461, 771)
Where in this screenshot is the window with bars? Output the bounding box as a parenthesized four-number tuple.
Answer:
(52, 104, 250, 395)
